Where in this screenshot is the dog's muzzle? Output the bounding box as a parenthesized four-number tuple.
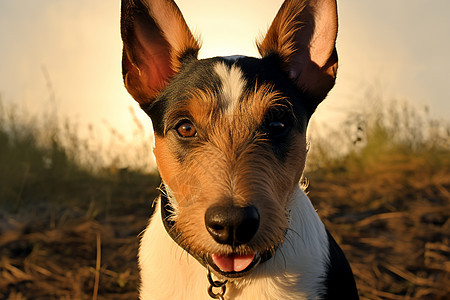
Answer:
(159, 188, 275, 279)
(159, 187, 278, 299)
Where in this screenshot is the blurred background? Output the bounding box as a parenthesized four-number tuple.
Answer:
(0, 0, 449, 299)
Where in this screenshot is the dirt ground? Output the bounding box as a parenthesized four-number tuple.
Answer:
(1, 170, 449, 300)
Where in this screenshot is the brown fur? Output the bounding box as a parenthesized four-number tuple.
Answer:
(122, 0, 337, 259)
(121, 0, 201, 107)
(257, 0, 338, 103)
(257, 0, 308, 62)
(120, 1, 360, 298)
(153, 80, 308, 256)
(143, 0, 201, 71)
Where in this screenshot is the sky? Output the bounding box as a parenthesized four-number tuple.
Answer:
(0, 0, 449, 149)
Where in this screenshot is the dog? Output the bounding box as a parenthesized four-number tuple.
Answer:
(120, 0, 359, 299)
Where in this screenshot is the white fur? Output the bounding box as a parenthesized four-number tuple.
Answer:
(214, 62, 246, 116)
(138, 186, 330, 299)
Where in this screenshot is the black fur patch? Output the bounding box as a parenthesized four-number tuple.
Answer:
(322, 230, 359, 299)
(145, 57, 222, 136)
(146, 55, 311, 136)
(145, 55, 313, 163)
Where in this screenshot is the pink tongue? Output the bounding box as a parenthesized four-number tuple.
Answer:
(211, 253, 256, 272)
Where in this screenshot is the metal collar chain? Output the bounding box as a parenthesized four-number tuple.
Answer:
(207, 267, 228, 299)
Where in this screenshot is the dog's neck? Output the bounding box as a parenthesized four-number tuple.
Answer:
(138, 186, 330, 299)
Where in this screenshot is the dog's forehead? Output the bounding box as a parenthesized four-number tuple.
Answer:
(148, 56, 307, 135)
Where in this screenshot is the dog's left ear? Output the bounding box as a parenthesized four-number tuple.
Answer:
(258, 0, 338, 112)
(121, 0, 201, 108)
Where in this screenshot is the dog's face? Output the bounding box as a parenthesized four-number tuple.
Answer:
(121, 0, 338, 277)
(152, 56, 309, 261)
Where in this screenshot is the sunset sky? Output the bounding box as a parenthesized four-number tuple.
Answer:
(0, 0, 449, 146)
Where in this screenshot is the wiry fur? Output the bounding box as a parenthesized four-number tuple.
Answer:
(152, 67, 305, 256)
(214, 62, 246, 115)
(257, 0, 308, 62)
(120, 0, 358, 299)
(257, 0, 338, 103)
(139, 187, 329, 299)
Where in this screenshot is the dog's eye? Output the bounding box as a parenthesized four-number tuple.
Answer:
(268, 121, 289, 138)
(176, 121, 197, 138)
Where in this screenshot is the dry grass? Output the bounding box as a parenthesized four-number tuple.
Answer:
(306, 159, 449, 299)
(0, 98, 449, 299)
(305, 99, 450, 299)
(0, 171, 159, 299)
(0, 213, 146, 299)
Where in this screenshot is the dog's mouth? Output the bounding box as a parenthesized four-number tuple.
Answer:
(160, 190, 275, 278)
(206, 252, 262, 278)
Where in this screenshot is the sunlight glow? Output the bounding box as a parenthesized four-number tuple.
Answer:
(0, 0, 449, 169)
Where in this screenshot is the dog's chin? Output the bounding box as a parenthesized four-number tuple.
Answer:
(206, 252, 262, 278)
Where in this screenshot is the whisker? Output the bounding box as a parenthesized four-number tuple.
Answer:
(286, 227, 303, 245)
(278, 247, 287, 270)
(284, 234, 296, 253)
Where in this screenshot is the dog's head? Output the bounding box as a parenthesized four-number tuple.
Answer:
(121, 0, 338, 278)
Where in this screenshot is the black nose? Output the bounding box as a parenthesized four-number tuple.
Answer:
(205, 205, 260, 247)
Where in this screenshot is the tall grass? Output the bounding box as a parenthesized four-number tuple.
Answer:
(306, 98, 450, 180)
(0, 99, 158, 213)
(2, 94, 448, 212)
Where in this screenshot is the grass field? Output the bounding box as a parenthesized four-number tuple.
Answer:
(0, 98, 449, 299)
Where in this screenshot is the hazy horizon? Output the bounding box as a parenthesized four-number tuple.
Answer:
(1, 0, 449, 146)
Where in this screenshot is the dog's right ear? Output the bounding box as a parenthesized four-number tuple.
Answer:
(258, 0, 338, 113)
(121, 0, 201, 108)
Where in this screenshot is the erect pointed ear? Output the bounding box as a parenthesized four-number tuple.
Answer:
(258, 0, 338, 111)
(121, 0, 201, 108)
